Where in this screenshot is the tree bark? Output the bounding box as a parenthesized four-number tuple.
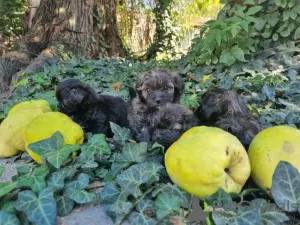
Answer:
(0, 0, 126, 97)
(16, 0, 125, 59)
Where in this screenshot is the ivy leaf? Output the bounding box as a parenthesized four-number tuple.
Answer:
(77, 134, 110, 167)
(17, 167, 48, 193)
(0, 182, 18, 197)
(286, 111, 300, 124)
(262, 84, 275, 101)
(81, 134, 111, 157)
(104, 200, 133, 224)
(212, 208, 260, 225)
(100, 183, 132, 224)
(110, 122, 132, 144)
(142, 162, 164, 186)
(251, 199, 289, 224)
(127, 211, 156, 225)
(47, 166, 76, 191)
(205, 188, 234, 210)
(66, 173, 89, 190)
(155, 193, 181, 220)
(0, 166, 4, 176)
(246, 6, 262, 16)
(0, 210, 21, 225)
(46, 144, 80, 169)
(288, 69, 297, 81)
(1, 201, 16, 214)
(27, 131, 64, 157)
(16, 164, 33, 175)
(15, 188, 56, 225)
(271, 161, 300, 212)
(152, 183, 191, 208)
(65, 188, 97, 204)
(110, 142, 148, 177)
(100, 183, 127, 203)
(127, 200, 156, 225)
(117, 162, 163, 198)
(116, 164, 148, 198)
(55, 195, 74, 217)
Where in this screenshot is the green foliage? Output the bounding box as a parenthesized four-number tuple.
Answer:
(15, 189, 56, 225)
(187, 0, 300, 66)
(0, 0, 28, 38)
(1, 24, 300, 222)
(0, 58, 173, 119)
(0, 122, 190, 224)
(271, 161, 300, 213)
(144, 0, 181, 60)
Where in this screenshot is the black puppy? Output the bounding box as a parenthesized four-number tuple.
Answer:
(56, 79, 129, 137)
(150, 103, 199, 148)
(194, 88, 263, 148)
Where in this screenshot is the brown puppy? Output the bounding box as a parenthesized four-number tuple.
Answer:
(150, 103, 199, 148)
(127, 68, 184, 142)
(194, 88, 251, 124)
(194, 88, 263, 148)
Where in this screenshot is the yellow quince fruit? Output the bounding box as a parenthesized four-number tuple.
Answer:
(248, 125, 300, 192)
(165, 126, 251, 200)
(23, 112, 84, 164)
(0, 108, 49, 158)
(8, 99, 51, 115)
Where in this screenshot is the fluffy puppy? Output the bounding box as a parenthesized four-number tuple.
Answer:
(127, 68, 185, 142)
(56, 79, 129, 137)
(194, 88, 252, 124)
(215, 114, 263, 148)
(194, 88, 263, 148)
(150, 103, 199, 148)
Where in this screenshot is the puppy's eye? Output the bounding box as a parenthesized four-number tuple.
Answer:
(164, 87, 169, 91)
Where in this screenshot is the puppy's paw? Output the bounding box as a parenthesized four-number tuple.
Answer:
(136, 127, 151, 142)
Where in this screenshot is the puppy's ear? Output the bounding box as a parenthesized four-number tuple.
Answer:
(182, 114, 199, 131)
(79, 83, 100, 109)
(128, 86, 137, 100)
(135, 73, 149, 101)
(172, 74, 184, 103)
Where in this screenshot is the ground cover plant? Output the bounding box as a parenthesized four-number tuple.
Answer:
(1, 0, 300, 224)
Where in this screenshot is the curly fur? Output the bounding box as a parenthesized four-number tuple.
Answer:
(56, 79, 129, 137)
(150, 103, 199, 147)
(194, 88, 251, 124)
(127, 68, 185, 142)
(194, 88, 262, 148)
(215, 114, 263, 148)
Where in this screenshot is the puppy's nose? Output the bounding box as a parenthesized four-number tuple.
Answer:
(156, 134, 162, 140)
(155, 98, 161, 104)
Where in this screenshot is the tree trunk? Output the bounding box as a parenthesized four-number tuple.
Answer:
(18, 0, 125, 59)
(0, 0, 126, 96)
